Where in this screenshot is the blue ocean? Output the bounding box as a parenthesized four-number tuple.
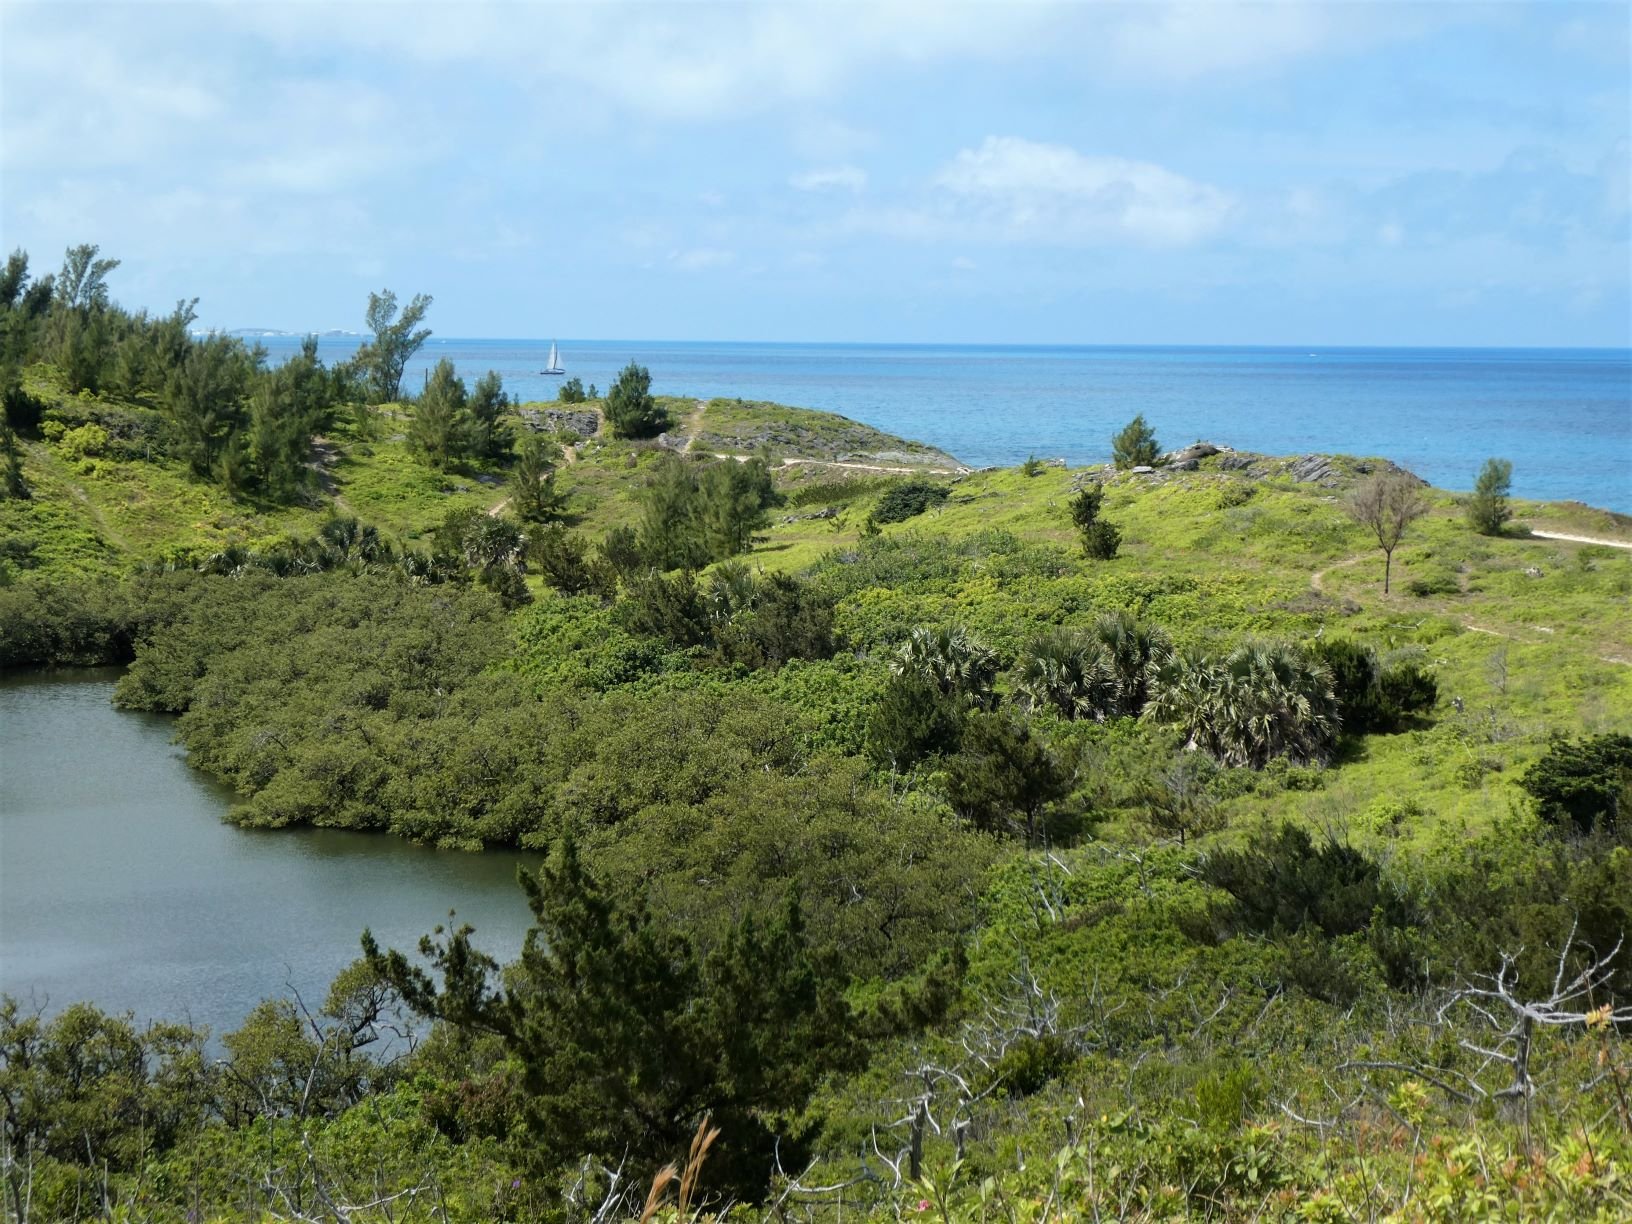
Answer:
(261, 339, 1632, 512)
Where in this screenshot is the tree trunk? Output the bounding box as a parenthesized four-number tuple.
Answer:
(1383, 549, 1393, 594)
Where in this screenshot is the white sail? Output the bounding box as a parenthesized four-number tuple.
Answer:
(546, 342, 559, 370)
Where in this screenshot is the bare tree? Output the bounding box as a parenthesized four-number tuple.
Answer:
(1332, 921, 1632, 1145)
(1346, 472, 1428, 594)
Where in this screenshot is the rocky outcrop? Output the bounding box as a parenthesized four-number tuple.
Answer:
(519, 407, 600, 438)
(1211, 450, 1423, 489)
(1160, 442, 1223, 470)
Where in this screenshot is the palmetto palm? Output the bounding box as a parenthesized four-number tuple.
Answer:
(892, 625, 1000, 710)
(1014, 613, 1170, 721)
(1089, 611, 1170, 716)
(1014, 626, 1118, 720)
(1146, 640, 1337, 768)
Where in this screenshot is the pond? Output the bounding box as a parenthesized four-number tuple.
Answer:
(0, 668, 538, 1038)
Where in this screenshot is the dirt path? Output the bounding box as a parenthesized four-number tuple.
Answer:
(488, 441, 581, 517)
(707, 452, 962, 476)
(308, 437, 352, 513)
(1309, 553, 1369, 594)
(1528, 530, 1632, 550)
(681, 400, 707, 453)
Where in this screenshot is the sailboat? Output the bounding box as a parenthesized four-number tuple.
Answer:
(540, 341, 565, 376)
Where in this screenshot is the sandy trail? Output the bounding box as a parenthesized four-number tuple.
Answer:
(1528, 530, 1632, 550)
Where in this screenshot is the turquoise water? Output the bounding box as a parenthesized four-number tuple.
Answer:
(262, 339, 1631, 512)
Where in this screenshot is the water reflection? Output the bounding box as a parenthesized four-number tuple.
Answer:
(0, 668, 537, 1038)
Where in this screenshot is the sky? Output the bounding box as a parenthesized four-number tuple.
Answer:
(2, 0, 1628, 346)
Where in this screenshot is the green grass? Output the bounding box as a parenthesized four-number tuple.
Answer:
(732, 458, 1632, 854)
(7, 385, 1627, 865)
(691, 396, 962, 467)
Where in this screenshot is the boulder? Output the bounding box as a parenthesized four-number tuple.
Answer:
(1286, 454, 1342, 486)
(519, 407, 601, 438)
(1160, 441, 1221, 469)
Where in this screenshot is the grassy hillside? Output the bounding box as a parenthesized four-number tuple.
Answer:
(6, 368, 1628, 840)
(6, 366, 1632, 1220)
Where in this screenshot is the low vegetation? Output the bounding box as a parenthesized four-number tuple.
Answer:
(2, 249, 1631, 1221)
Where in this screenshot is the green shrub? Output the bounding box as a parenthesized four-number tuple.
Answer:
(1465, 457, 1513, 535)
(602, 362, 670, 438)
(1082, 518, 1121, 560)
(1407, 572, 1460, 597)
(1519, 734, 1632, 834)
(1111, 413, 1159, 469)
(56, 422, 110, 460)
(1199, 823, 1385, 939)
(1311, 638, 1437, 734)
(1193, 1062, 1264, 1130)
(530, 525, 615, 599)
(872, 480, 950, 524)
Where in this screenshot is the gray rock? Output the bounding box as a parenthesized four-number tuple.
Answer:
(1160, 442, 1221, 467)
(1286, 454, 1342, 486)
(1131, 465, 1155, 474)
(519, 407, 601, 437)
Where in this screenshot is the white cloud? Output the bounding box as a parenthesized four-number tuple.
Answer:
(790, 165, 868, 194)
(669, 248, 735, 270)
(951, 256, 977, 271)
(201, 1, 1441, 122)
(934, 137, 1233, 246)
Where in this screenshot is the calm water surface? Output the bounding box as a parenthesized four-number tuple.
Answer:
(0, 669, 536, 1037)
(262, 338, 1632, 511)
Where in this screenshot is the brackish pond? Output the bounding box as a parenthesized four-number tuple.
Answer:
(0, 669, 537, 1038)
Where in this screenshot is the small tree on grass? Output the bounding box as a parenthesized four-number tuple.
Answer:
(1346, 472, 1428, 594)
(604, 361, 670, 439)
(509, 434, 567, 523)
(407, 358, 470, 470)
(467, 370, 514, 462)
(1111, 414, 1159, 469)
(1067, 485, 1121, 560)
(1466, 457, 1513, 536)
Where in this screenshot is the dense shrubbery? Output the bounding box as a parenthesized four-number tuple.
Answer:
(1521, 733, 1632, 833)
(1146, 640, 1339, 767)
(870, 479, 949, 524)
(6, 298, 1630, 1217)
(1310, 636, 1438, 733)
(635, 452, 781, 569)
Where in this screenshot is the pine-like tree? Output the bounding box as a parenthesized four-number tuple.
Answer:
(603, 361, 670, 438)
(1466, 457, 1513, 536)
(364, 836, 853, 1199)
(1110, 413, 1159, 469)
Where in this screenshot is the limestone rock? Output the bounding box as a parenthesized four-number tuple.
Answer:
(519, 407, 601, 438)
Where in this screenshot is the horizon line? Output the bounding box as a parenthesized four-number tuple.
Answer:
(226, 335, 1632, 353)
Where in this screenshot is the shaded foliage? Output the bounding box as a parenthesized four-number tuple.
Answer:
(871, 480, 950, 525)
(365, 838, 856, 1199)
(1520, 734, 1632, 835)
